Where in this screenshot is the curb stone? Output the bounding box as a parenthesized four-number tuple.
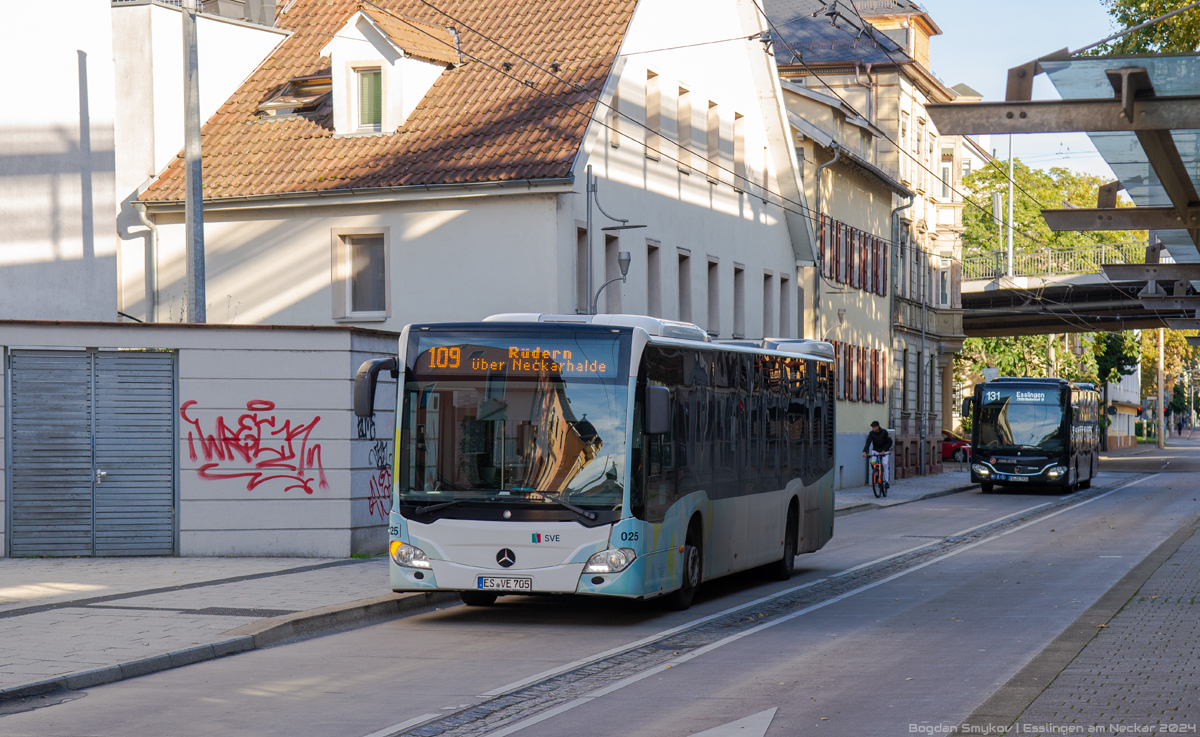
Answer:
(835, 482, 979, 517)
(0, 590, 459, 704)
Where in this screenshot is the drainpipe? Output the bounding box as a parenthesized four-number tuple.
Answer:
(134, 201, 158, 322)
(813, 146, 841, 340)
(888, 197, 913, 440)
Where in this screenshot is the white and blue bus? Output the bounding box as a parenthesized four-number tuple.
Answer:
(354, 314, 836, 610)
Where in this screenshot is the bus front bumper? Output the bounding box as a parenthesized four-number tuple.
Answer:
(390, 557, 647, 598)
(971, 462, 1068, 486)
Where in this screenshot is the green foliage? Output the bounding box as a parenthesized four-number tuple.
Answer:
(1139, 329, 1197, 398)
(961, 161, 1145, 255)
(1170, 381, 1189, 414)
(1093, 0, 1200, 54)
(957, 334, 1099, 385)
(1094, 331, 1140, 385)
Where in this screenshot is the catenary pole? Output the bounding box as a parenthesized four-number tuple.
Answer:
(1006, 134, 1014, 277)
(1158, 327, 1166, 449)
(183, 0, 206, 323)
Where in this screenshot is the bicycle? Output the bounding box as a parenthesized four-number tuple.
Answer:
(869, 451, 888, 499)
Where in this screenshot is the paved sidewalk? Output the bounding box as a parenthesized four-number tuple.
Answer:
(0, 556, 396, 694)
(835, 467, 976, 514)
(1011, 526, 1200, 732)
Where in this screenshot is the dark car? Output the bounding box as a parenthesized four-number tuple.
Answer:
(942, 430, 970, 462)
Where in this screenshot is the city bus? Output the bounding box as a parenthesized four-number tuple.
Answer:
(354, 314, 836, 610)
(965, 377, 1100, 493)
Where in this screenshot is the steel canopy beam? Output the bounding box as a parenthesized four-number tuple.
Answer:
(1139, 296, 1200, 309)
(926, 96, 1200, 135)
(1042, 207, 1200, 231)
(1102, 264, 1200, 281)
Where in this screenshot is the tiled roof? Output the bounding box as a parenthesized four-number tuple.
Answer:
(359, 6, 459, 66)
(765, 0, 912, 67)
(141, 0, 636, 202)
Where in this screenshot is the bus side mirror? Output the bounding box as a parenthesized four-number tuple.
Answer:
(354, 357, 398, 418)
(645, 385, 671, 435)
(961, 397, 974, 417)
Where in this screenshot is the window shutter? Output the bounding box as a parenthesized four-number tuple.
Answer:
(881, 239, 889, 297)
(880, 349, 888, 404)
(820, 215, 830, 279)
(850, 345, 858, 402)
(834, 341, 844, 400)
(850, 229, 859, 289)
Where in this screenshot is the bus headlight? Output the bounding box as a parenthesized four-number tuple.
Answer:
(583, 548, 637, 573)
(971, 463, 990, 476)
(390, 541, 432, 569)
(1047, 465, 1067, 478)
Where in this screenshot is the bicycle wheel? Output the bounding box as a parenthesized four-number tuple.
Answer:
(871, 466, 883, 498)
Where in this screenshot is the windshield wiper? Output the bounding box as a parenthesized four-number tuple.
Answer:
(412, 499, 468, 516)
(540, 494, 598, 520)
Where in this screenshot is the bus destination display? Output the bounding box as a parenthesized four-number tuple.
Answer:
(414, 338, 619, 379)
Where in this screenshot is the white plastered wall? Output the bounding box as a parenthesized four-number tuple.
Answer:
(0, 0, 118, 321)
(569, 0, 803, 340)
(0, 322, 398, 558)
(149, 193, 563, 328)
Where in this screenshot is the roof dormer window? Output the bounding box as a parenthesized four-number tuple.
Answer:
(357, 68, 382, 132)
(320, 8, 456, 136)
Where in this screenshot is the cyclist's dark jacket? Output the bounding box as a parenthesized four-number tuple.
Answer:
(863, 428, 893, 453)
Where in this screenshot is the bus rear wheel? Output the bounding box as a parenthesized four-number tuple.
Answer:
(460, 591, 498, 607)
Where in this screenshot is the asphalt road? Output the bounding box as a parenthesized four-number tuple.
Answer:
(5, 445, 1198, 737)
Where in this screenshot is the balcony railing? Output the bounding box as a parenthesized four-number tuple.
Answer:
(962, 242, 1148, 281)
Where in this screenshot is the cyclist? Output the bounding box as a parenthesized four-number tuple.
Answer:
(862, 421, 893, 492)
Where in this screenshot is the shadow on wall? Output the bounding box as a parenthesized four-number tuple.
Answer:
(0, 50, 117, 320)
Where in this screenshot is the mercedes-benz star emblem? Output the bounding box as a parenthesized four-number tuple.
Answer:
(496, 548, 516, 568)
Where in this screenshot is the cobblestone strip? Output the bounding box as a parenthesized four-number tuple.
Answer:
(391, 476, 1150, 737)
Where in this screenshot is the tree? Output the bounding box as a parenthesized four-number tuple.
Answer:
(1140, 329, 1197, 398)
(1094, 1, 1200, 54)
(1093, 331, 1140, 449)
(962, 161, 1145, 257)
(1170, 382, 1188, 415)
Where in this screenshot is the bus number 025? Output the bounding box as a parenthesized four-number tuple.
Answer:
(620, 531, 638, 542)
(430, 347, 461, 369)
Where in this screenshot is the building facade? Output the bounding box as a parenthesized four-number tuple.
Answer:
(767, 0, 972, 478)
(782, 82, 912, 488)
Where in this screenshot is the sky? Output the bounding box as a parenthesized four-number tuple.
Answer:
(918, 0, 1119, 179)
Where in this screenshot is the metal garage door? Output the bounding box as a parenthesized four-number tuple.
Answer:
(8, 350, 176, 556)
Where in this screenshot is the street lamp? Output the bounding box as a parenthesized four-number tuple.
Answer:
(822, 309, 846, 340)
(591, 251, 631, 315)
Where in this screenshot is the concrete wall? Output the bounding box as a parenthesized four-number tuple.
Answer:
(0, 0, 119, 321)
(0, 322, 398, 558)
(112, 1, 288, 322)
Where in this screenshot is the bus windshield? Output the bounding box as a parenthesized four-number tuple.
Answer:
(399, 331, 629, 510)
(976, 386, 1065, 453)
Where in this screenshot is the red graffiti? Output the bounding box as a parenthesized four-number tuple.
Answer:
(180, 399, 328, 494)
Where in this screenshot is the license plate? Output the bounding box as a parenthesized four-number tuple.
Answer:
(1008, 475, 1029, 482)
(478, 576, 532, 591)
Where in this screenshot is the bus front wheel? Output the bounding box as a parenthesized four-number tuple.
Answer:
(460, 591, 498, 607)
(767, 504, 798, 581)
(665, 532, 702, 611)
(980, 482, 995, 494)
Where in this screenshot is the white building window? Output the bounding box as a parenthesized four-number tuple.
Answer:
(333, 229, 390, 320)
(357, 68, 382, 132)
